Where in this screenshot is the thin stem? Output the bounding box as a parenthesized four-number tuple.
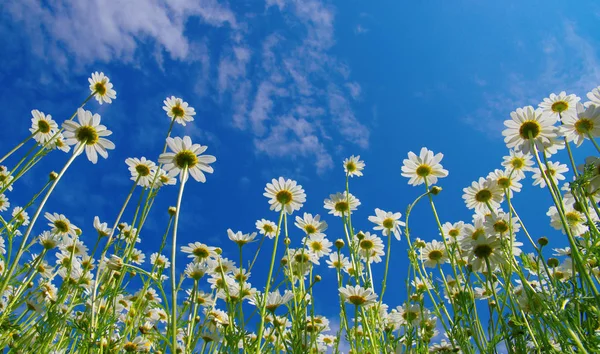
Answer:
(171, 167, 189, 351)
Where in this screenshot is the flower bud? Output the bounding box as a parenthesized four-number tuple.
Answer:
(430, 186, 442, 195)
(314, 275, 321, 282)
(168, 206, 177, 216)
(284, 237, 291, 246)
(356, 232, 365, 240)
(547, 257, 559, 268)
(537, 237, 548, 247)
(335, 239, 345, 249)
(49, 171, 58, 181)
(215, 248, 222, 255)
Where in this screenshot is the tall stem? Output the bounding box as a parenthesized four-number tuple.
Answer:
(0, 131, 36, 165)
(171, 167, 189, 351)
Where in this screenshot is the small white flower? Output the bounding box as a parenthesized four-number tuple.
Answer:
(158, 136, 216, 183)
(263, 177, 306, 214)
(62, 108, 115, 164)
(368, 208, 405, 241)
(30, 110, 58, 144)
(88, 72, 116, 104)
(163, 96, 195, 126)
(401, 147, 448, 186)
(343, 155, 365, 177)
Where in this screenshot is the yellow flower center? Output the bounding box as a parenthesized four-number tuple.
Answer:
(347, 295, 366, 306)
(76, 126, 99, 145)
(551, 100, 568, 113)
(511, 158, 524, 169)
(263, 224, 274, 233)
(94, 82, 106, 95)
(346, 161, 356, 172)
(38, 120, 51, 133)
(310, 242, 323, 252)
(565, 212, 581, 225)
(493, 220, 509, 233)
(335, 201, 349, 213)
(471, 229, 485, 240)
(416, 165, 431, 177)
(304, 225, 317, 234)
(497, 177, 511, 189)
(382, 218, 395, 229)
(171, 105, 184, 118)
(519, 121, 541, 139)
(575, 119, 593, 134)
(474, 189, 492, 203)
(448, 229, 459, 238)
(193, 247, 209, 259)
(135, 164, 151, 176)
(54, 220, 69, 233)
(473, 244, 493, 259)
(359, 239, 374, 250)
(428, 250, 443, 261)
(174, 150, 198, 169)
(275, 190, 293, 205)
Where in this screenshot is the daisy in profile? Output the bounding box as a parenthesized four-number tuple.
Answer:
(62, 108, 115, 164)
(420, 240, 447, 268)
(181, 242, 218, 263)
(149, 168, 177, 188)
(0, 194, 10, 212)
(30, 110, 57, 144)
(88, 72, 116, 104)
(125, 157, 157, 187)
(338, 285, 378, 306)
(368, 208, 405, 240)
(47, 133, 71, 153)
(547, 205, 595, 237)
(256, 219, 277, 239)
(93, 216, 111, 238)
(462, 177, 503, 214)
(501, 150, 534, 179)
(227, 229, 257, 246)
(163, 96, 196, 126)
(158, 136, 216, 183)
(538, 91, 580, 121)
(343, 155, 365, 177)
(531, 161, 568, 188)
(401, 147, 448, 186)
(502, 106, 561, 155)
(12, 206, 30, 226)
(263, 177, 306, 214)
(560, 103, 600, 147)
(323, 192, 360, 217)
(326, 253, 350, 270)
(586, 86, 600, 107)
(45, 212, 77, 237)
(295, 213, 327, 236)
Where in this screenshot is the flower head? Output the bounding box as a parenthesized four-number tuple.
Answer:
(560, 103, 600, 147)
(501, 150, 534, 179)
(263, 177, 306, 214)
(256, 219, 277, 239)
(538, 91, 579, 121)
(62, 108, 114, 164)
(367, 208, 405, 240)
(158, 136, 216, 183)
(294, 213, 327, 236)
(88, 72, 116, 104)
(338, 285, 377, 306)
(323, 192, 360, 217)
(462, 177, 503, 214)
(227, 229, 257, 246)
(531, 161, 568, 189)
(126, 157, 157, 187)
(502, 106, 561, 155)
(343, 155, 365, 177)
(420, 240, 447, 268)
(401, 147, 448, 186)
(163, 96, 195, 126)
(30, 110, 58, 144)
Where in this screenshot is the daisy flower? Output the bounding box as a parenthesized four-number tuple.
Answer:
(487, 169, 522, 197)
(150, 253, 171, 269)
(63, 108, 115, 164)
(465, 235, 506, 273)
(367, 208, 405, 240)
(441, 221, 464, 243)
(531, 161, 568, 188)
(547, 205, 594, 237)
(126, 157, 157, 187)
(343, 155, 365, 177)
(578, 156, 600, 194)
(254, 290, 294, 312)
(502, 106, 561, 155)
(586, 86, 600, 107)
(462, 177, 503, 214)
(391, 304, 421, 327)
(560, 103, 600, 147)
(326, 253, 350, 269)
(323, 192, 360, 217)
(263, 177, 306, 214)
(12, 206, 30, 226)
(538, 91, 580, 121)
(420, 240, 447, 268)
(181, 242, 218, 264)
(338, 285, 378, 306)
(501, 150, 534, 179)
(0, 194, 9, 212)
(88, 72, 116, 104)
(185, 263, 209, 280)
(256, 219, 278, 239)
(45, 212, 77, 237)
(30, 110, 58, 144)
(484, 211, 520, 236)
(401, 147, 448, 186)
(158, 136, 216, 183)
(303, 234, 333, 259)
(357, 231, 385, 263)
(294, 213, 327, 236)
(149, 168, 177, 188)
(47, 133, 71, 153)
(93, 216, 112, 238)
(163, 96, 196, 126)
(227, 229, 257, 246)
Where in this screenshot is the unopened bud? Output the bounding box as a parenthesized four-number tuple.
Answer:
(168, 206, 177, 216)
(537, 237, 548, 247)
(215, 248, 222, 255)
(314, 275, 321, 282)
(49, 171, 58, 181)
(356, 232, 365, 240)
(335, 239, 345, 249)
(430, 186, 442, 195)
(117, 223, 126, 231)
(284, 238, 291, 246)
(75, 228, 82, 236)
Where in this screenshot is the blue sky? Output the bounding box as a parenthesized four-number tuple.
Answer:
(2, 0, 600, 341)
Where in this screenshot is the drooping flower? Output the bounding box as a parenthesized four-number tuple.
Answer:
(538, 91, 580, 121)
(401, 147, 448, 186)
(338, 285, 378, 306)
(323, 192, 360, 217)
(502, 106, 561, 155)
(263, 177, 306, 214)
(158, 136, 216, 183)
(343, 155, 365, 177)
(88, 72, 117, 104)
(367, 208, 405, 241)
(560, 103, 600, 147)
(93, 216, 111, 238)
(62, 108, 115, 164)
(163, 96, 196, 126)
(30, 110, 58, 144)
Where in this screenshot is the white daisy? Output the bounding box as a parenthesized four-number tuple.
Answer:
(586, 86, 600, 107)
(367, 208, 405, 241)
(263, 177, 306, 215)
(531, 161, 568, 188)
(484, 211, 520, 236)
(0, 168, 14, 192)
(12, 206, 30, 226)
(88, 72, 116, 104)
(62, 108, 114, 164)
(462, 177, 503, 214)
(441, 221, 464, 243)
(30, 110, 58, 144)
(326, 253, 350, 270)
(501, 150, 534, 179)
(255, 219, 278, 239)
(338, 285, 378, 306)
(93, 216, 112, 238)
(45, 212, 77, 237)
(560, 103, 600, 147)
(420, 240, 447, 268)
(158, 136, 216, 183)
(401, 147, 448, 186)
(150, 168, 177, 188)
(125, 157, 157, 187)
(47, 132, 71, 153)
(357, 231, 385, 263)
(180, 242, 218, 263)
(465, 235, 506, 273)
(150, 253, 170, 269)
(227, 229, 257, 246)
(0, 194, 9, 212)
(163, 96, 195, 126)
(487, 169, 522, 197)
(343, 155, 365, 177)
(303, 234, 333, 259)
(547, 205, 594, 237)
(502, 106, 561, 155)
(538, 91, 580, 121)
(294, 213, 327, 236)
(323, 192, 360, 217)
